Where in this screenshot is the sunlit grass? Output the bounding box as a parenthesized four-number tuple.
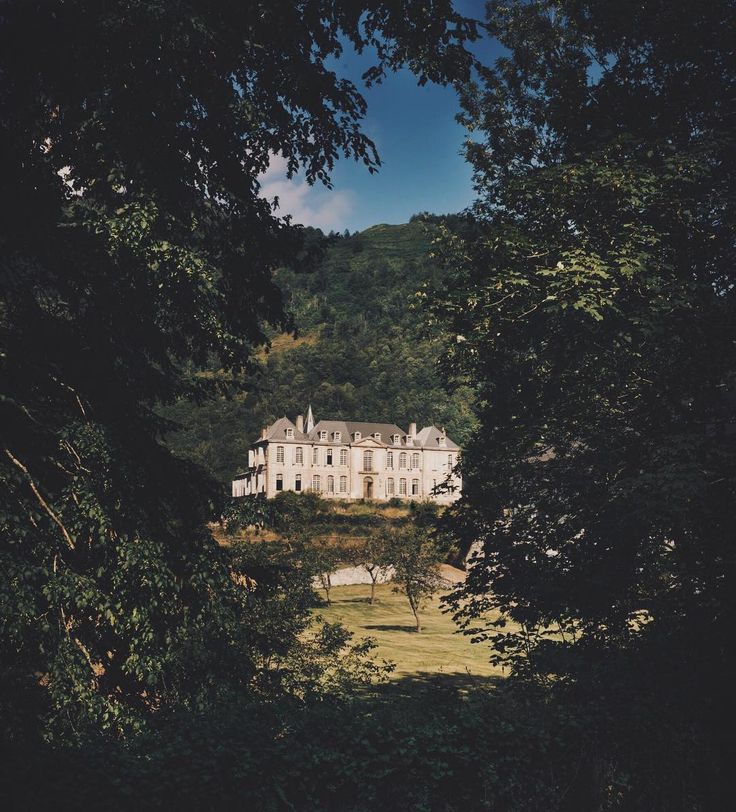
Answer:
(316, 582, 505, 684)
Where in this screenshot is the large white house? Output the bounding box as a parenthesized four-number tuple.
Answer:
(232, 407, 462, 504)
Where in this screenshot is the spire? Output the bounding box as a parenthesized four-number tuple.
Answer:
(306, 404, 315, 433)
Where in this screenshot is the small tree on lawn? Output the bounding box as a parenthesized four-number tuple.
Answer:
(385, 526, 444, 633)
(352, 533, 392, 606)
(307, 538, 345, 606)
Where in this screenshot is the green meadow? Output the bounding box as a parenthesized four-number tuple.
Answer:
(316, 582, 504, 685)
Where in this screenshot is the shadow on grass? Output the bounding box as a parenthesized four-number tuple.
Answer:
(339, 597, 382, 604)
(363, 623, 417, 632)
(374, 671, 504, 697)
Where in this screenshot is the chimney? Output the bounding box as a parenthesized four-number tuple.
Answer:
(409, 422, 417, 438)
(296, 414, 304, 433)
(261, 427, 267, 439)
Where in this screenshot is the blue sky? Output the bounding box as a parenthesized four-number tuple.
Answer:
(260, 1, 499, 233)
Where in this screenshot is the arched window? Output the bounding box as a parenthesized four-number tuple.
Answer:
(312, 447, 319, 465)
(339, 476, 347, 493)
(399, 452, 407, 469)
(387, 477, 395, 495)
(295, 474, 302, 492)
(411, 479, 419, 495)
(276, 474, 283, 491)
(363, 450, 373, 471)
(411, 452, 420, 469)
(399, 478, 407, 495)
(295, 447, 303, 465)
(339, 448, 348, 466)
(276, 445, 284, 464)
(386, 451, 394, 469)
(326, 448, 333, 465)
(312, 475, 321, 492)
(327, 475, 334, 493)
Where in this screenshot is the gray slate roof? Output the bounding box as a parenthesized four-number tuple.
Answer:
(258, 416, 460, 449)
(414, 425, 460, 450)
(309, 419, 407, 444)
(263, 416, 309, 442)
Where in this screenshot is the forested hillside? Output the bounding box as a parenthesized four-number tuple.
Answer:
(161, 219, 477, 485)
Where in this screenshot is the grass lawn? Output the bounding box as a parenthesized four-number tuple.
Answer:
(316, 582, 505, 688)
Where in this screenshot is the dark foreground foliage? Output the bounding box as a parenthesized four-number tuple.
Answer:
(2, 683, 722, 812)
(0, 0, 477, 742)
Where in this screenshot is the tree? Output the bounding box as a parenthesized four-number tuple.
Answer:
(0, 0, 478, 740)
(431, 0, 736, 799)
(351, 532, 393, 605)
(311, 539, 345, 606)
(384, 527, 443, 632)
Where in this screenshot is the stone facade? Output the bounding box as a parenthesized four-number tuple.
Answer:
(232, 409, 462, 504)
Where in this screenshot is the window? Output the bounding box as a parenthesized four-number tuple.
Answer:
(392, 434, 400, 445)
(399, 452, 407, 469)
(295, 446, 303, 465)
(387, 477, 395, 495)
(312, 475, 321, 492)
(354, 431, 361, 441)
(313, 447, 319, 465)
(411, 452, 420, 469)
(326, 448, 333, 465)
(363, 450, 373, 471)
(399, 478, 407, 495)
(339, 448, 348, 466)
(448, 454, 453, 469)
(339, 475, 347, 493)
(412, 479, 419, 496)
(286, 428, 294, 438)
(439, 436, 447, 447)
(295, 474, 302, 492)
(327, 475, 334, 493)
(276, 474, 283, 491)
(386, 451, 394, 469)
(373, 432, 381, 442)
(333, 431, 341, 442)
(319, 430, 327, 441)
(276, 446, 284, 463)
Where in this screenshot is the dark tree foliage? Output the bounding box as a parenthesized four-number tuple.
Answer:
(432, 0, 736, 803)
(0, 0, 477, 740)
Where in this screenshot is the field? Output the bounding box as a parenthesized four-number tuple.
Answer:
(316, 581, 505, 688)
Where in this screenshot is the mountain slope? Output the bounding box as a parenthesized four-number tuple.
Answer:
(161, 220, 477, 485)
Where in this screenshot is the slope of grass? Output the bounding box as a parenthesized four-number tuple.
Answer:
(317, 582, 504, 686)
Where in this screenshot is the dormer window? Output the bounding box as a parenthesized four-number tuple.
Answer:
(319, 430, 327, 441)
(354, 432, 361, 441)
(373, 433, 381, 442)
(438, 436, 447, 447)
(333, 431, 341, 442)
(392, 434, 400, 445)
(286, 428, 294, 438)
(405, 435, 413, 446)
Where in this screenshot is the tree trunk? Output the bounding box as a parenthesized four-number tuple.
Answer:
(409, 595, 421, 632)
(370, 578, 376, 605)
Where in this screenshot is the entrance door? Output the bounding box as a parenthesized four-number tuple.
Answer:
(363, 477, 373, 499)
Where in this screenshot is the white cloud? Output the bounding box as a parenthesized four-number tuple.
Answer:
(259, 154, 354, 232)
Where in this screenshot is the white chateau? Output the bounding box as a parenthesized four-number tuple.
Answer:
(232, 406, 462, 504)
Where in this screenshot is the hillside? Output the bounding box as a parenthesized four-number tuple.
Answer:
(160, 219, 477, 486)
